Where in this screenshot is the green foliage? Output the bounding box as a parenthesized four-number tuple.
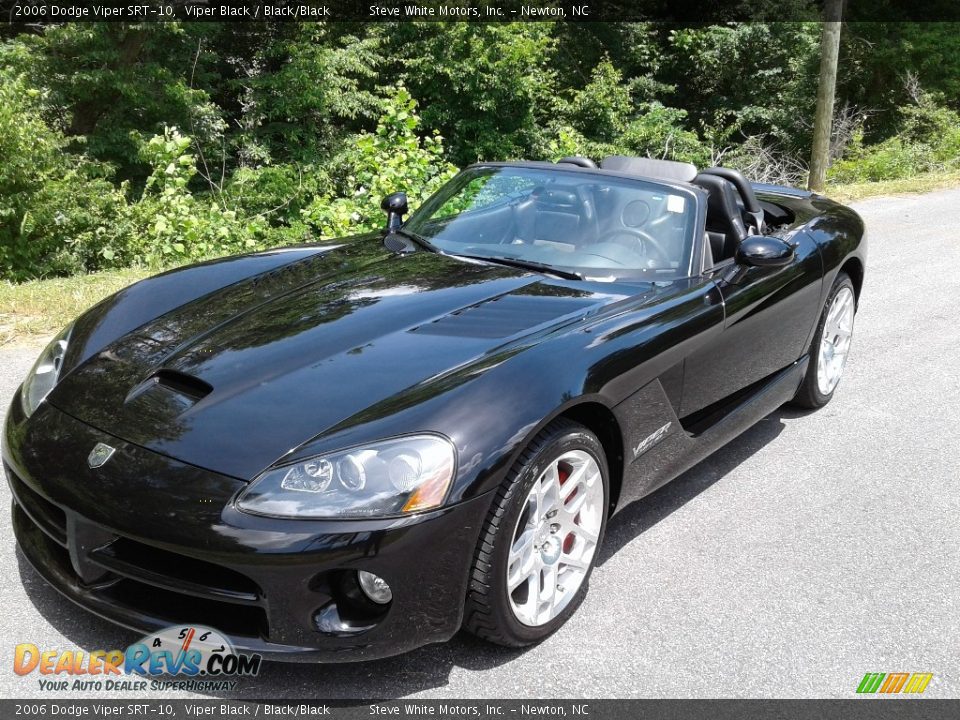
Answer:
(302, 88, 457, 238)
(665, 23, 821, 152)
(0, 72, 128, 280)
(840, 23, 960, 140)
(620, 104, 712, 166)
(548, 59, 712, 166)
(234, 25, 383, 166)
(128, 127, 266, 265)
(830, 94, 960, 182)
(566, 58, 633, 144)
(389, 23, 559, 165)
(2, 20, 960, 282)
(2, 24, 227, 183)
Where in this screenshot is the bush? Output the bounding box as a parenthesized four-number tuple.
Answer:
(0, 73, 129, 280)
(544, 59, 712, 167)
(830, 94, 960, 183)
(619, 104, 712, 167)
(301, 88, 457, 238)
(127, 127, 266, 266)
(0, 82, 461, 281)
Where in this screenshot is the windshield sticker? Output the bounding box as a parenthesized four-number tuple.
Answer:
(666, 195, 685, 214)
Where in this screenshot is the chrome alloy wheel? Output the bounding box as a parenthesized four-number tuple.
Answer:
(506, 450, 604, 626)
(817, 286, 856, 396)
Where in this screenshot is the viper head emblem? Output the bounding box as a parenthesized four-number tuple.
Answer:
(87, 443, 116, 469)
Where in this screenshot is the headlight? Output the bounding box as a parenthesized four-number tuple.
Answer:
(21, 323, 73, 418)
(236, 435, 456, 519)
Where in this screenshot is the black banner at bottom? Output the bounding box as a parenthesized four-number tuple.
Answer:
(2, 699, 958, 720)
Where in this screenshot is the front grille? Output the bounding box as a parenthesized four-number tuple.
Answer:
(7, 463, 268, 639)
(103, 571, 268, 638)
(91, 537, 261, 605)
(6, 462, 67, 546)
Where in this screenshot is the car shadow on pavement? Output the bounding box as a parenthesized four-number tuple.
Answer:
(16, 405, 805, 700)
(597, 406, 800, 565)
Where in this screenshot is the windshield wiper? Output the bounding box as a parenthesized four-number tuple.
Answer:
(452, 254, 584, 281)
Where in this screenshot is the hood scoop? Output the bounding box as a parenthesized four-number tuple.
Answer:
(124, 369, 213, 416)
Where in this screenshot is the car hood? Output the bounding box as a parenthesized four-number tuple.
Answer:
(50, 243, 632, 479)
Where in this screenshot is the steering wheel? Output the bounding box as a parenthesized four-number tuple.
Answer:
(594, 228, 671, 267)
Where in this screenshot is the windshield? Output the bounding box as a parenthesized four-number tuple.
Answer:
(405, 165, 700, 280)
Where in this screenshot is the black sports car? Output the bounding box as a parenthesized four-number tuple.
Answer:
(5, 156, 865, 660)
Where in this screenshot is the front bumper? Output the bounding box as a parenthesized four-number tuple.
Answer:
(4, 397, 491, 662)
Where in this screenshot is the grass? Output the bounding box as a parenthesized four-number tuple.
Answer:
(3, 169, 960, 346)
(0, 267, 156, 346)
(827, 169, 960, 203)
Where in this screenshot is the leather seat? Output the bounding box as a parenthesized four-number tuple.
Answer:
(515, 186, 595, 246)
(534, 189, 582, 244)
(693, 174, 748, 262)
(705, 231, 725, 266)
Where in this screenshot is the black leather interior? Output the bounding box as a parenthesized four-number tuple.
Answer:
(514, 186, 597, 246)
(698, 166, 764, 232)
(706, 231, 725, 264)
(693, 174, 747, 262)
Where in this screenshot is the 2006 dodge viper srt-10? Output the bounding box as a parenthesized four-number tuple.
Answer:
(5, 156, 865, 661)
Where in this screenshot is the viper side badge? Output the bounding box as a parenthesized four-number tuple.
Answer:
(632, 422, 672, 459)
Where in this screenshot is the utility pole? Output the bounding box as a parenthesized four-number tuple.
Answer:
(808, 0, 844, 192)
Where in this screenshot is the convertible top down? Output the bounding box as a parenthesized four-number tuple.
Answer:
(5, 155, 865, 660)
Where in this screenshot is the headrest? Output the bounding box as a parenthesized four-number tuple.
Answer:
(694, 174, 748, 241)
(600, 155, 698, 183)
(534, 187, 579, 208)
(693, 173, 739, 204)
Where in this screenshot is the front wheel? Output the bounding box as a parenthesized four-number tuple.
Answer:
(463, 419, 609, 647)
(793, 272, 857, 409)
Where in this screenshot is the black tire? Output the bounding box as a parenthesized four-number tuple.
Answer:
(793, 272, 856, 409)
(463, 418, 609, 647)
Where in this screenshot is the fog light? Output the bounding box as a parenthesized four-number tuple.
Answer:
(357, 570, 393, 604)
(313, 603, 374, 636)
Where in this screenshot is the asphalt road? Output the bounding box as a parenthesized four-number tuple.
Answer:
(2, 188, 959, 700)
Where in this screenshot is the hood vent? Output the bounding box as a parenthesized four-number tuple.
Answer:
(124, 369, 213, 412)
(154, 369, 213, 401)
(411, 294, 593, 340)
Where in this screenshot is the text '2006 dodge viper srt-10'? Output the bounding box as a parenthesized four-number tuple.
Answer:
(5, 155, 864, 661)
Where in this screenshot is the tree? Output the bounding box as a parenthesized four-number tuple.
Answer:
(809, 3, 844, 191)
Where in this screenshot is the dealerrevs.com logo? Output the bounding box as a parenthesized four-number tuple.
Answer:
(14, 625, 262, 693)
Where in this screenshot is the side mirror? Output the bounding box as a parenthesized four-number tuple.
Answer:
(381, 192, 408, 232)
(735, 235, 794, 268)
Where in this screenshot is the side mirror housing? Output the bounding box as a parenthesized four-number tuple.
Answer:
(381, 192, 408, 232)
(735, 235, 794, 268)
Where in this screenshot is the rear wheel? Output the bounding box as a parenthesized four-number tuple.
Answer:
(793, 272, 856, 409)
(463, 419, 608, 646)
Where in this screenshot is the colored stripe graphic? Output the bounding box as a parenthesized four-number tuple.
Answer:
(857, 672, 932, 694)
(857, 673, 886, 693)
(880, 673, 909, 693)
(903, 673, 933, 694)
